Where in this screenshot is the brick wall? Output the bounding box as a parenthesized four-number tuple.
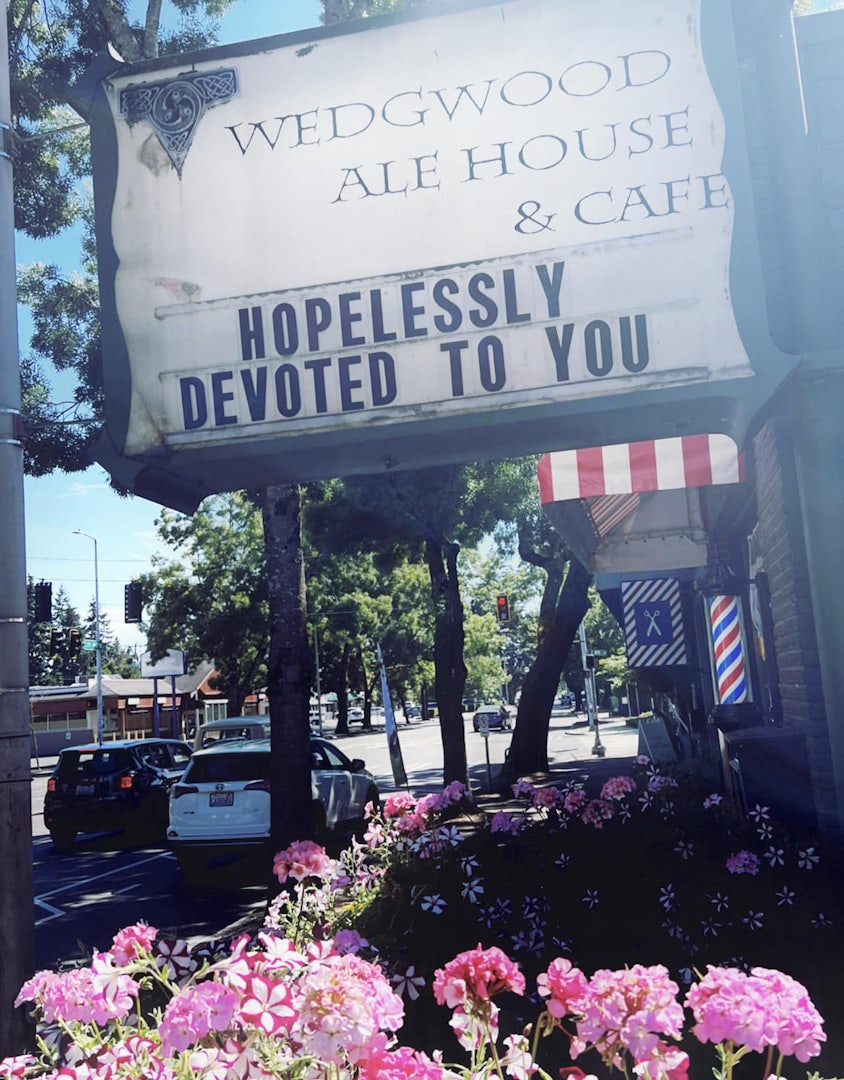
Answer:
(752, 413, 837, 831)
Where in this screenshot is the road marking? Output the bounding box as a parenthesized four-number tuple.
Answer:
(36, 851, 172, 903)
(34, 898, 66, 926)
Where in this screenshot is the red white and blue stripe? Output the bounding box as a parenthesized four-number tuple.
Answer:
(708, 595, 748, 703)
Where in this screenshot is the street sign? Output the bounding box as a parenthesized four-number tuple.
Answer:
(82, 640, 97, 653)
(477, 714, 490, 738)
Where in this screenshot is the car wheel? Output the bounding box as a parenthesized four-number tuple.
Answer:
(50, 827, 76, 853)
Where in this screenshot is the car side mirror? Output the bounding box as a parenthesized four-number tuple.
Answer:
(350, 758, 366, 772)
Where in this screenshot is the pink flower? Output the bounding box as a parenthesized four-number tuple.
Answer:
(600, 776, 637, 801)
(632, 1041, 689, 1079)
(490, 811, 523, 835)
(433, 943, 525, 1010)
(533, 786, 564, 810)
(382, 792, 418, 819)
(685, 966, 826, 1063)
(563, 788, 588, 814)
(0, 1056, 36, 1079)
(292, 952, 403, 1066)
(236, 973, 296, 1036)
(512, 780, 536, 798)
(110, 921, 157, 965)
(273, 839, 336, 884)
(581, 799, 615, 828)
(153, 937, 197, 982)
(357, 1037, 444, 1078)
(725, 850, 760, 875)
(536, 958, 589, 1019)
(450, 1001, 499, 1051)
(160, 981, 239, 1052)
(572, 965, 683, 1064)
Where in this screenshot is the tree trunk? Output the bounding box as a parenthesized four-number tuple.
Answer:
(333, 643, 352, 735)
(261, 483, 314, 855)
(425, 538, 469, 787)
(505, 557, 593, 779)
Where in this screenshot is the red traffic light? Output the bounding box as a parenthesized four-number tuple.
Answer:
(496, 594, 510, 624)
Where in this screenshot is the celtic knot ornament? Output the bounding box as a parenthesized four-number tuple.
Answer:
(119, 68, 238, 173)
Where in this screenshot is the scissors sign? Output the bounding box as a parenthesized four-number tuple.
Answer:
(643, 608, 663, 637)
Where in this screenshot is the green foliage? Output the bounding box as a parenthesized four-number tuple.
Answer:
(9, 0, 234, 477)
(142, 493, 268, 714)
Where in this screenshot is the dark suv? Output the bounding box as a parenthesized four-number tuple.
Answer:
(44, 738, 193, 852)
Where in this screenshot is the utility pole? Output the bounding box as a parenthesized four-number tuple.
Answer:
(0, 3, 35, 1055)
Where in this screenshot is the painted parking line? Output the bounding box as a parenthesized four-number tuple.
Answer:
(35, 850, 172, 907)
(34, 898, 66, 927)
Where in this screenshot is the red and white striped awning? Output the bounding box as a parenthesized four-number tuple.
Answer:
(538, 434, 745, 504)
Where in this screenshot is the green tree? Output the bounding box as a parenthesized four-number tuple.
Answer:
(340, 459, 537, 787)
(10, 0, 235, 471)
(141, 493, 268, 717)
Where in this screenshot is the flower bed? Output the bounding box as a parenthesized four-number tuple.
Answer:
(4, 760, 844, 1078)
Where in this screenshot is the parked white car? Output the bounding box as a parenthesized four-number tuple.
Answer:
(167, 737, 379, 877)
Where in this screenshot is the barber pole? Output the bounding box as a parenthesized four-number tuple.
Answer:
(708, 594, 748, 704)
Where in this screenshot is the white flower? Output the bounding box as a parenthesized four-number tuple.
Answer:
(582, 889, 599, 909)
(775, 886, 796, 906)
(748, 804, 770, 823)
(420, 893, 446, 914)
(391, 965, 426, 1001)
(765, 846, 785, 867)
(461, 878, 485, 903)
(742, 910, 764, 930)
(798, 846, 820, 870)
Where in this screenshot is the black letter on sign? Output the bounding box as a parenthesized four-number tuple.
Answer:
(369, 352, 397, 405)
(585, 321, 613, 377)
(239, 306, 265, 361)
(478, 336, 506, 391)
(180, 377, 207, 429)
(275, 364, 302, 417)
(620, 314, 649, 372)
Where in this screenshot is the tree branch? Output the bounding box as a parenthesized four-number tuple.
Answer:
(92, 0, 142, 62)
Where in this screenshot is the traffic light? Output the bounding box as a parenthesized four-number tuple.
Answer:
(124, 581, 143, 623)
(496, 594, 510, 624)
(34, 581, 52, 622)
(48, 627, 62, 657)
(68, 628, 82, 658)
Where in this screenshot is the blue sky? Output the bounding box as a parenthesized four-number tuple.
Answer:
(21, 0, 322, 655)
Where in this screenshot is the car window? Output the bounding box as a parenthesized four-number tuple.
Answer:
(186, 751, 270, 784)
(140, 744, 170, 769)
(316, 742, 351, 771)
(169, 744, 192, 768)
(57, 750, 132, 779)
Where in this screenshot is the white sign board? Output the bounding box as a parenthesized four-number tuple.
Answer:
(83, 0, 787, 509)
(140, 649, 187, 679)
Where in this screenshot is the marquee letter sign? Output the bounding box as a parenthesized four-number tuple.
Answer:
(79, 0, 794, 511)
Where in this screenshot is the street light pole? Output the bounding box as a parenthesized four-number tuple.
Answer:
(73, 530, 103, 746)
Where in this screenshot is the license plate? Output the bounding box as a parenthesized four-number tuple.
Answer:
(209, 791, 233, 807)
(75, 784, 95, 796)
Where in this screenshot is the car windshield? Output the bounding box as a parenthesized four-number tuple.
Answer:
(185, 751, 270, 784)
(56, 750, 133, 779)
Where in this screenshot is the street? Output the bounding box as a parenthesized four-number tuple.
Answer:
(29, 709, 638, 970)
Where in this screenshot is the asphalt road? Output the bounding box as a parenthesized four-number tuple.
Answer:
(29, 709, 638, 969)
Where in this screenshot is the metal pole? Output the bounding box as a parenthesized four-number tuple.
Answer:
(73, 531, 103, 745)
(313, 625, 322, 736)
(0, 1, 35, 1052)
(578, 622, 605, 758)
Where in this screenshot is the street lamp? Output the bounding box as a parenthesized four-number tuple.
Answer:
(73, 530, 103, 746)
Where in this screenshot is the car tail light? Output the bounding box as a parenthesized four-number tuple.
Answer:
(120, 775, 134, 790)
(171, 784, 199, 799)
(47, 778, 57, 793)
(244, 780, 270, 793)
